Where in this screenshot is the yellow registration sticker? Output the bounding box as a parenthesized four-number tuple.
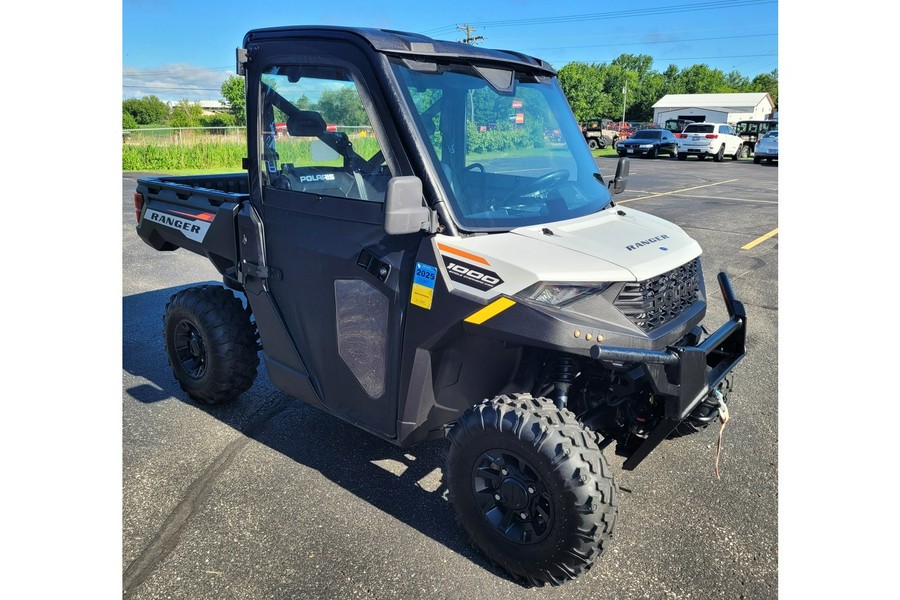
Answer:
(411, 263, 437, 309)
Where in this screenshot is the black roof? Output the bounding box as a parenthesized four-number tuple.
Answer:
(242, 26, 556, 75)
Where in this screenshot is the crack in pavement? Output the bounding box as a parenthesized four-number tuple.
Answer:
(123, 398, 287, 595)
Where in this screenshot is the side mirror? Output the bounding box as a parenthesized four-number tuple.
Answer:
(609, 157, 630, 195)
(384, 176, 430, 235)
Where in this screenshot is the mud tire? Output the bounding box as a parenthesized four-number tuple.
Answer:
(446, 394, 618, 586)
(163, 285, 259, 404)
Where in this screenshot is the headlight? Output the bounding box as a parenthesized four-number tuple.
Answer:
(639, 144, 653, 149)
(517, 282, 610, 306)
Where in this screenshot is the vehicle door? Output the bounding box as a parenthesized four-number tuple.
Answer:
(244, 41, 423, 438)
(721, 125, 739, 153)
(661, 131, 675, 153)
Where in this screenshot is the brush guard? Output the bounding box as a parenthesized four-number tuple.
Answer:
(590, 272, 747, 470)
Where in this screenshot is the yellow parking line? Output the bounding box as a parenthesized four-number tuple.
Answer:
(742, 227, 778, 250)
(615, 179, 740, 204)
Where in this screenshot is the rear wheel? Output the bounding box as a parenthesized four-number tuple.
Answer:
(754, 155, 762, 164)
(163, 285, 259, 404)
(587, 138, 599, 150)
(713, 145, 725, 162)
(677, 152, 687, 161)
(446, 394, 617, 586)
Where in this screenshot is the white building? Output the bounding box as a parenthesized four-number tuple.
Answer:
(164, 100, 229, 115)
(652, 93, 775, 125)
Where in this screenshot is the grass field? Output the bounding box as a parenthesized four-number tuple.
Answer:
(124, 138, 619, 173)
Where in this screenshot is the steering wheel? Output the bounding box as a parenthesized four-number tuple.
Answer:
(502, 169, 569, 203)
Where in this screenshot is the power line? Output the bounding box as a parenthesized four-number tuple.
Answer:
(422, 0, 775, 33)
(122, 85, 225, 92)
(547, 52, 778, 62)
(124, 66, 233, 77)
(524, 32, 777, 53)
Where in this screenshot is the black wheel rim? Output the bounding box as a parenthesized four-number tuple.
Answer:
(173, 319, 207, 379)
(471, 449, 554, 544)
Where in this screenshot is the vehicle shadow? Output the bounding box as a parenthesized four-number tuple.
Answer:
(122, 284, 514, 584)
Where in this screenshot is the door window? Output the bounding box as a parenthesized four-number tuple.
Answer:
(260, 65, 389, 202)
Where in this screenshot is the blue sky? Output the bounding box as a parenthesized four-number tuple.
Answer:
(123, 0, 779, 102)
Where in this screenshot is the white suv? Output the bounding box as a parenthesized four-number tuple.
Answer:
(675, 122, 743, 161)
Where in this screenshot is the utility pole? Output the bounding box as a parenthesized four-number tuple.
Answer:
(457, 24, 485, 45)
(621, 80, 628, 131)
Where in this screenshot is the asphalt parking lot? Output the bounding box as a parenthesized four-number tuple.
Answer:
(122, 156, 778, 599)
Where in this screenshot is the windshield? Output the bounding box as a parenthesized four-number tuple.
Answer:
(390, 59, 612, 231)
(631, 130, 661, 139)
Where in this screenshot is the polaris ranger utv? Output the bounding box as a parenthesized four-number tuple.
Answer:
(133, 26, 746, 586)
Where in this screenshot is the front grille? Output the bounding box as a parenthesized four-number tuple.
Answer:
(615, 258, 701, 332)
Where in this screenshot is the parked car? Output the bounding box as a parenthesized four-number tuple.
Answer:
(616, 129, 678, 158)
(675, 122, 743, 161)
(753, 129, 778, 164)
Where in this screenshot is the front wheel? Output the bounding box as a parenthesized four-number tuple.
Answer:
(163, 285, 260, 404)
(587, 138, 599, 150)
(446, 394, 618, 586)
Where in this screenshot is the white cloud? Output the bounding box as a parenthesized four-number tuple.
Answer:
(122, 63, 235, 102)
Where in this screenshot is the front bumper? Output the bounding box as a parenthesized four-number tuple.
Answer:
(590, 272, 747, 469)
(618, 146, 652, 156)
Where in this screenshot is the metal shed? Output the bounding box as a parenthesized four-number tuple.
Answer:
(652, 93, 775, 125)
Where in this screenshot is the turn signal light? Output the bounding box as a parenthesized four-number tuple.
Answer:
(133, 192, 145, 222)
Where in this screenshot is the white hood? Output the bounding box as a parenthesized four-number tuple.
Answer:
(432, 207, 702, 301)
(511, 207, 701, 281)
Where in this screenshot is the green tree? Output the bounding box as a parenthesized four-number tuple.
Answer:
(725, 70, 751, 91)
(294, 94, 313, 110)
(660, 65, 684, 95)
(635, 72, 666, 123)
(611, 54, 653, 76)
(221, 75, 246, 125)
(677, 64, 729, 94)
(170, 100, 204, 127)
(200, 113, 237, 127)
(123, 111, 138, 129)
(557, 62, 611, 122)
(317, 85, 368, 126)
(750, 69, 779, 108)
(557, 55, 779, 123)
(123, 95, 169, 125)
